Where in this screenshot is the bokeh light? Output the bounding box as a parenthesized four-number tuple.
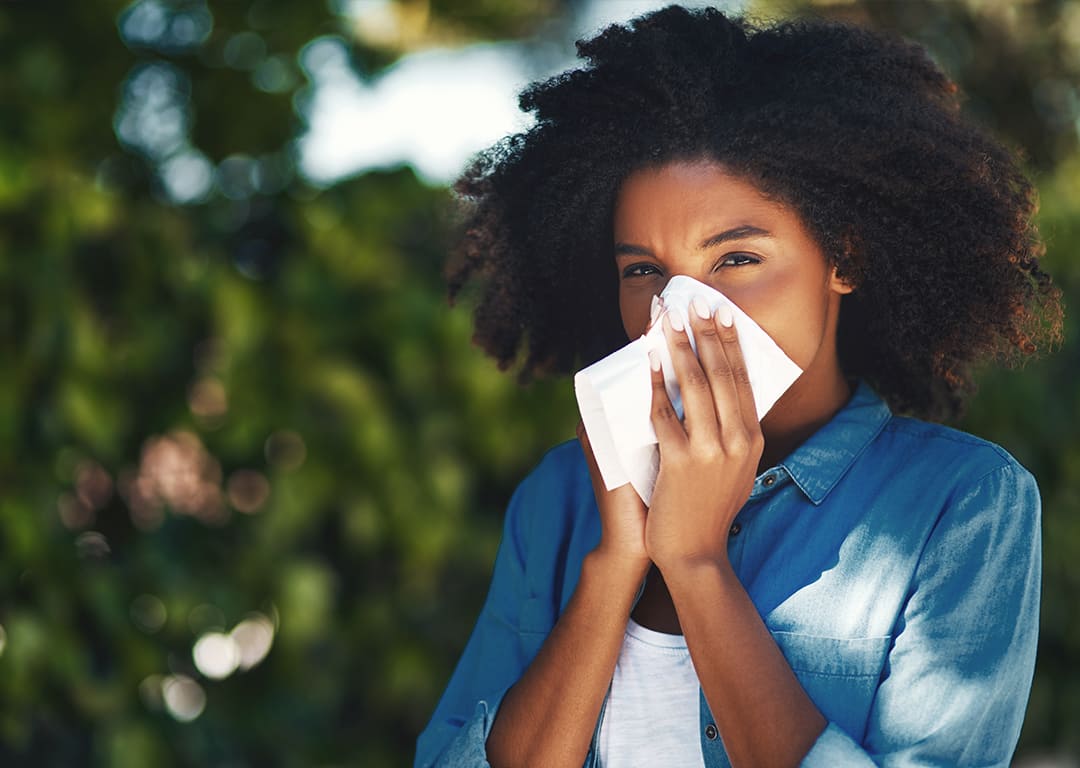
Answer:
(192, 631, 240, 680)
(188, 377, 228, 425)
(74, 531, 111, 560)
(226, 469, 270, 513)
(130, 594, 168, 634)
(161, 674, 206, 722)
(118, 0, 213, 52)
(159, 149, 214, 203)
(113, 62, 190, 161)
(264, 430, 306, 471)
(57, 492, 94, 530)
(120, 430, 228, 528)
(75, 459, 113, 510)
(231, 613, 275, 670)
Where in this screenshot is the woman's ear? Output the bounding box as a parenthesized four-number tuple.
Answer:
(830, 231, 859, 295)
(829, 266, 855, 295)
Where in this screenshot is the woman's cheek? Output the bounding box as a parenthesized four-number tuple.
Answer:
(722, 273, 826, 369)
(619, 292, 653, 338)
(754, 301, 832, 371)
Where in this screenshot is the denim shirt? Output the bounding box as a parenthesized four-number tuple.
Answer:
(415, 381, 1041, 767)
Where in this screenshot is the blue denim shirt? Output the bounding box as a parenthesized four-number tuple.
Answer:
(416, 381, 1041, 767)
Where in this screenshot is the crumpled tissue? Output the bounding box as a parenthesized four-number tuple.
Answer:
(574, 275, 802, 504)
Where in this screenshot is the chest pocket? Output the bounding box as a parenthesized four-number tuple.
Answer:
(770, 631, 891, 740)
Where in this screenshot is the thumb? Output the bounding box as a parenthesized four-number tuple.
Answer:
(576, 420, 600, 479)
(577, 420, 610, 498)
(577, 420, 644, 509)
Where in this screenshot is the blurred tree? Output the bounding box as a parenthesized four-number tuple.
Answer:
(0, 0, 1076, 766)
(0, 1, 576, 766)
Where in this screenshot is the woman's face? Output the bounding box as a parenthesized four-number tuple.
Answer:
(613, 159, 852, 378)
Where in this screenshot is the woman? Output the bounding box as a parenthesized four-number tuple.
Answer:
(416, 5, 1063, 767)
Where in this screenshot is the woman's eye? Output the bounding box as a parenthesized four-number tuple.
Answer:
(719, 253, 760, 268)
(622, 263, 662, 278)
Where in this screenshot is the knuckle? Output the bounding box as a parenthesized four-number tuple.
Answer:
(733, 366, 752, 388)
(691, 442, 722, 463)
(672, 335, 694, 354)
(709, 361, 734, 380)
(725, 432, 751, 456)
(663, 443, 689, 464)
(652, 401, 678, 421)
(683, 368, 709, 390)
(696, 322, 721, 340)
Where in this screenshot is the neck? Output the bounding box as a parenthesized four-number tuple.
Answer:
(758, 364, 853, 473)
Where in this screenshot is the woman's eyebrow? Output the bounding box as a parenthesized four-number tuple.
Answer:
(614, 224, 774, 258)
(700, 224, 773, 249)
(613, 243, 654, 258)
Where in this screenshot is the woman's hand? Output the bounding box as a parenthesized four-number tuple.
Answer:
(577, 421, 649, 572)
(576, 297, 671, 574)
(645, 297, 763, 573)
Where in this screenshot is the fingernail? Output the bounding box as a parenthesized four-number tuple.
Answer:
(667, 309, 684, 332)
(648, 348, 661, 372)
(717, 304, 734, 328)
(691, 295, 711, 320)
(650, 295, 661, 325)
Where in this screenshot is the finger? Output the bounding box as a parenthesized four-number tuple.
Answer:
(660, 310, 718, 444)
(687, 294, 740, 432)
(648, 346, 688, 450)
(690, 297, 743, 433)
(713, 304, 760, 436)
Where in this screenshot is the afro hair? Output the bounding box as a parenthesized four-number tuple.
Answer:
(447, 4, 1062, 420)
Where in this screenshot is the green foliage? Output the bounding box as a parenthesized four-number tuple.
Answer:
(0, 1, 577, 765)
(0, 0, 1076, 765)
(959, 154, 1080, 757)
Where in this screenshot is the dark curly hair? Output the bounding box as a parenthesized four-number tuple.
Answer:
(447, 4, 1063, 420)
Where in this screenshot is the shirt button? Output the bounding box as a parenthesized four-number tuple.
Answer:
(762, 475, 776, 487)
(705, 723, 718, 740)
(729, 522, 741, 537)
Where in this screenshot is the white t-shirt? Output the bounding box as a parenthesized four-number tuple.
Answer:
(596, 618, 707, 767)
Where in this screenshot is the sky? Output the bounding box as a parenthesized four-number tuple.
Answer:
(114, 0, 747, 202)
(297, 0, 745, 187)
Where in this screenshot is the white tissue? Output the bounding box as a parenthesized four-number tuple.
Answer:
(574, 275, 802, 504)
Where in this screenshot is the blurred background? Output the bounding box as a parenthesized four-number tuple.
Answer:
(0, 0, 1076, 765)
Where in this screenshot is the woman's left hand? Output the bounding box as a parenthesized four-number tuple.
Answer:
(644, 298, 764, 573)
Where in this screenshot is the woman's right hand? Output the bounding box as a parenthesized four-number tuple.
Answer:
(574, 294, 662, 573)
(577, 421, 649, 571)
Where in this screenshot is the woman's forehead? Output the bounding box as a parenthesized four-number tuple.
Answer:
(613, 161, 797, 235)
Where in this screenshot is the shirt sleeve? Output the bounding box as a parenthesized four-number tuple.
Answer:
(414, 463, 551, 768)
(802, 461, 1042, 767)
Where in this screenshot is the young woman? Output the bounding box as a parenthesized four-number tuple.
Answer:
(416, 5, 1063, 767)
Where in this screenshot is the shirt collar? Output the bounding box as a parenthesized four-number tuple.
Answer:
(776, 380, 892, 506)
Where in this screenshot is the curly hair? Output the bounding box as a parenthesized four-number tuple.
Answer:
(447, 4, 1063, 420)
